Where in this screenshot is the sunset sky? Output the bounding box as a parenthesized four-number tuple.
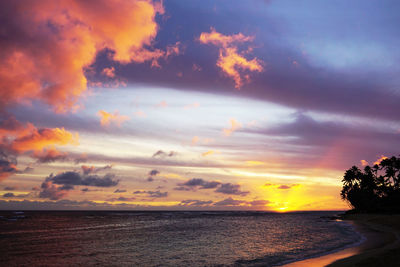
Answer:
(1, 0, 399, 211)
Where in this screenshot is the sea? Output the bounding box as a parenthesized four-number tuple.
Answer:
(0, 211, 363, 266)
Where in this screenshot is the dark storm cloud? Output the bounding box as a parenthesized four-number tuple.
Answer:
(215, 183, 249, 196)
(133, 190, 168, 198)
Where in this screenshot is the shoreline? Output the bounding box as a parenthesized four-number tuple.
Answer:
(282, 214, 400, 267)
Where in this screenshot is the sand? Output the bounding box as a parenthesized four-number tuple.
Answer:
(282, 214, 400, 267)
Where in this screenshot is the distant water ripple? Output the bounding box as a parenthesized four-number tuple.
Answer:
(0, 211, 362, 266)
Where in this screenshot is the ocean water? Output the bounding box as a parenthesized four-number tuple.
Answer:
(0, 211, 362, 266)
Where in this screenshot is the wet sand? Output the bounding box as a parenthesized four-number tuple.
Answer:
(282, 214, 400, 267)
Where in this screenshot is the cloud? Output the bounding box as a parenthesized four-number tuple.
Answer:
(32, 148, 68, 163)
(74, 153, 88, 164)
(175, 178, 221, 191)
(199, 28, 263, 88)
(39, 170, 119, 199)
(102, 67, 116, 78)
(133, 190, 168, 198)
(0, 150, 18, 181)
(146, 169, 160, 182)
(152, 150, 177, 158)
(129, 42, 181, 68)
(360, 160, 369, 166)
(6, 126, 78, 154)
(47, 171, 119, 188)
(184, 102, 200, 109)
(215, 183, 249, 196)
(149, 169, 160, 176)
(0, 0, 166, 112)
(81, 165, 112, 175)
(98, 110, 129, 127)
(3, 192, 15, 198)
(213, 197, 270, 208)
(179, 199, 213, 207)
(223, 118, 242, 136)
(156, 101, 168, 108)
(134, 110, 147, 118)
(114, 189, 127, 193)
(213, 197, 246, 206)
(39, 181, 69, 200)
(191, 136, 199, 145)
(264, 183, 300, 190)
(202, 150, 215, 157)
(373, 155, 388, 166)
(277, 184, 300, 190)
(3, 186, 17, 191)
(107, 196, 136, 202)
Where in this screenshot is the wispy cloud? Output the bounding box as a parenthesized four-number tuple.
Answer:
(98, 110, 129, 127)
(199, 28, 263, 88)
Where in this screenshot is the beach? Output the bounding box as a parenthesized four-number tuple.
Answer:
(283, 214, 400, 267)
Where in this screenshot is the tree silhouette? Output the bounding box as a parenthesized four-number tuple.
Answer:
(341, 156, 400, 213)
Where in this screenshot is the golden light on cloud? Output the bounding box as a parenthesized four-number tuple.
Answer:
(373, 155, 388, 165)
(223, 118, 242, 136)
(199, 28, 263, 88)
(245, 161, 265, 166)
(11, 127, 78, 153)
(202, 150, 215, 157)
(0, 0, 166, 113)
(98, 110, 130, 127)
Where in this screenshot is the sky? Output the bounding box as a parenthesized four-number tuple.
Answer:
(1, 0, 400, 211)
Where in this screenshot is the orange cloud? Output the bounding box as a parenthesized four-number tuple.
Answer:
(0, 0, 168, 113)
(191, 136, 199, 145)
(156, 101, 168, 108)
(10, 127, 78, 153)
(360, 159, 369, 166)
(199, 28, 263, 88)
(202, 150, 214, 157)
(184, 102, 200, 109)
(373, 155, 388, 165)
(223, 118, 242, 136)
(102, 67, 116, 78)
(98, 110, 130, 127)
(33, 148, 68, 163)
(134, 110, 147, 118)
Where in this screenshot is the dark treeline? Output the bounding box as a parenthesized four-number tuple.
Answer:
(341, 156, 400, 213)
